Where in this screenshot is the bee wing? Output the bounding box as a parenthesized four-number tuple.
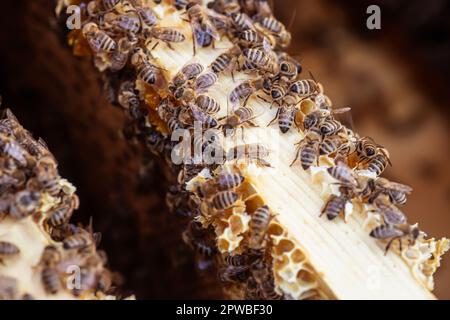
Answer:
(382, 206, 407, 225)
(333, 107, 355, 132)
(386, 181, 413, 193)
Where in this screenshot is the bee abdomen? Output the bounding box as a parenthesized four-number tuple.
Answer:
(211, 191, 238, 210)
(41, 267, 61, 295)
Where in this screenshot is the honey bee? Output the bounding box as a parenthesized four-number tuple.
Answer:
(191, 238, 217, 256)
(186, 2, 220, 54)
(100, 0, 121, 11)
(373, 197, 407, 226)
(370, 224, 420, 255)
(214, 170, 245, 191)
(319, 118, 345, 137)
(136, 6, 159, 27)
(224, 253, 249, 267)
(114, 13, 141, 34)
(211, 190, 239, 210)
(237, 30, 271, 52)
(0, 137, 30, 167)
(321, 187, 353, 221)
(0, 241, 20, 263)
(83, 23, 117, 53)
(118, 81, 140, 110)
(190, 105, 219, 129)
(327, 160, 359, 188)
(195, 95, 220, 115)
(230, 11, 255, 32)
(227, 143, 271, 167)
(249, 205, 271, 249)
(207, 0, 241, 15)
(0, 275, 18, 300)
(170, 62, 204, 91)
(268, 105, 298, 134)
(38, 245, 62, 294)
(289, 79, 319, 97)
(63, 230, 94, 251)
(219, 265, 249, 283)
(229, 79, 264, 107)
(259, 273, 282, 300)
(34, 156, 61, 196)
(355, 137, 391, 176)
(194, 71, 218, 92)
(110, 37, 135, 71)
(46, 195, 79, 228)
(290, 127, 321, 170)
(146, 26, 185, 49)
(209, 46, 240, 75)
(9, 190, 41, 220)
(370, 178, 413, 205)
(242, 48, 277, 73)
(220, 105, 259, 135)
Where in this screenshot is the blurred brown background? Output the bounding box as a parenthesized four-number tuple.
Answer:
(0, 0, 448, 299)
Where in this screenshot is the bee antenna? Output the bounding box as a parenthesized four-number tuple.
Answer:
(287, 9, 297, 32)
(308, 71, 317, 82)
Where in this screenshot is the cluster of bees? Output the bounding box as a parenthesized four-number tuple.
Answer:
(71, 0, 422, 298)
(180, 166, 283, 299)
(0, 108, 114, 299)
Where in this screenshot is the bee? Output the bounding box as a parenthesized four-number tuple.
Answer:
(146, 27, 185, 49)
(0, 275, 18, 300)
(227, 143, 271, 167)
(207, 0, 241, 15)
(367, 153, 391, 176)
(136, 63, 162, 85)
(170, 63, 204, 91)
(355, 137, 391, 176)
(63, 231, 94, 251)
(118, 81, 140, 110)
(319, 118, 344, 136)
(373, 197, 407, 225)
(211, 190, 239, 210)
(209, 46, 240, 75)
(219, 265, 249, 283)
(136, 7, 159, 27)
(245, 276, 262, 300)
(224, 253, 249, 267)
(319, 135, 346, 156)
(242, 48, 276, 73)
(174, 0, 190, 10)
(237, 30, 271, 52)
(249, 205, 271, 249)
(186, 2, 220, 54)
(220, 106, 259, 135)
(114, 13, 141, 34)
(268, 104, 298, 134)
(229, 79, 263, 107)
(303, 108, 350, 131)
(100, 0, 121, 11)
(230, 12, 255, 32)
(321, 187, 353, 221)
(9, 190, 41, 220)
(34, 156, 60, 196)
(191, 238, 217, 256)
(83, 23, 117, 53)
(370, 224, 420, 255)
(190, 105, 219, 129)
(0, 241, 20, 263)
(277, 52, 302, 77)
(290, 127, 321, 170)
(259, 273, 282, 300)
(46, 195, 79, 228)
(194, 71, 218, 92)
(255, 14, 284, 34)
(214, 170, 245, 191)
(1, 137, 30, 167)
(289, 79, 319, 97)
(327, 160, 359, 188)
(110, 38, 134, 71)
(195, 95, 220, 115)
(370, 178, 413, 205)
(36, 245, 62, 295)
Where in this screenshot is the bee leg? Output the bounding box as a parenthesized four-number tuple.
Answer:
(266, 109, 280, 127)
(243, 95, 251, 108)
(384, 236, 399, 255)
(290, 145, 302, 167)
(166, 42, 174, 50)
(247, 120, 258, 127)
